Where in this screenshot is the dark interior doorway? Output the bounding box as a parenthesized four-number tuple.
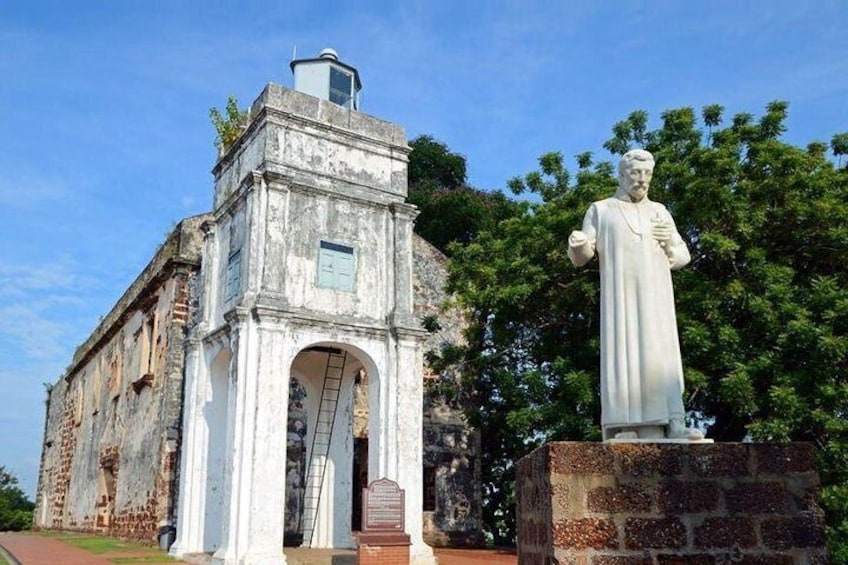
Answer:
(351, 438, 368, 531)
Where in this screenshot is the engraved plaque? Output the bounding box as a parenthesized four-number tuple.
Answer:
(362, 478, 405, 532)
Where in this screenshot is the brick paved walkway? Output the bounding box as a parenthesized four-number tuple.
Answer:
(0, 532, 517, 565)
(0, 532, 115, 564)
(434, 548, 517, 565)
(0, 533, 180, 565)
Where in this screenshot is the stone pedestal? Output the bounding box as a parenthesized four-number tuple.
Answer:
(516, 442, 827, 564)
(357, 532, 411, 565)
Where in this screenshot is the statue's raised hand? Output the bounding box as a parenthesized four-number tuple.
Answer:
(651, 217, 672, 249)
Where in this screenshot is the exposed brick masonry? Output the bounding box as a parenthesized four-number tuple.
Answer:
(517, 442, 826, 564)
(357, 532, 411, 565)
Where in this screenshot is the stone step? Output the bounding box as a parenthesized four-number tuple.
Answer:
(180, 548, 357, 565)
(285, 548, 356, 565)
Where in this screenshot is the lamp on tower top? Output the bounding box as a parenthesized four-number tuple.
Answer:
(290, 48, 362, 110)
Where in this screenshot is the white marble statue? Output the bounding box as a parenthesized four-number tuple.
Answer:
(568, 149, 704, 441)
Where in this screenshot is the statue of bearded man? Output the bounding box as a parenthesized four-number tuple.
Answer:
(568, 149, 704, 441)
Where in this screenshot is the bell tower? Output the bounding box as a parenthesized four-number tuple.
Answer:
(170, 49, 435, 565)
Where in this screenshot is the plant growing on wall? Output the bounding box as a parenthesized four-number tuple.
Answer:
(209, 96, 249, 152)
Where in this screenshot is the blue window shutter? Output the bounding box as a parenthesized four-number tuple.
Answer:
(225, 251, 241, 299)
(318, 241, 355, 291)
(318, 248, 336, 288)
(334, 253, 354, 291)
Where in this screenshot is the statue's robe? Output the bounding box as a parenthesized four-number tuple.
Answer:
(568, 194, 690, 440)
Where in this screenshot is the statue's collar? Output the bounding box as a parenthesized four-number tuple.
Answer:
(614, 190, 651, 204)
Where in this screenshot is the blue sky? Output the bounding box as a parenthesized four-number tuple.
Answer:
(1, 1, 846, 496)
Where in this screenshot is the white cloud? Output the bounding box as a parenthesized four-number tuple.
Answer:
(0, 364, 56, 499)
(0, 255, 96, 298)
(0, 169, 70, 207)
(0, 255, 100, 366)
(0, 303, 69, 361)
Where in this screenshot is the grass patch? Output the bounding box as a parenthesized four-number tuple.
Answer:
(61, 536, 146, 554)
(33, 530, 87, 539)
(31, 532, 175, 562)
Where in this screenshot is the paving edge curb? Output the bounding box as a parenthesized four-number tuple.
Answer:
(0, 542, 22, 565)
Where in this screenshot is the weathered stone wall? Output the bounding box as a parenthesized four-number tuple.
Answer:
(517, 442, 827, 564)
(35, 215, 208, 544)
(413, 236, 484, 547)
(212, 84, 408, 210)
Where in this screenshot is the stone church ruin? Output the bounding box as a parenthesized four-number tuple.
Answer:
(34, 49, 482, 565)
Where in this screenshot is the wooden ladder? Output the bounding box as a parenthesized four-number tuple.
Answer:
(300, 348, 347, 546)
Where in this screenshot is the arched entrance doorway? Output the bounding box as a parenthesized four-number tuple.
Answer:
(284, 343, 375, 549)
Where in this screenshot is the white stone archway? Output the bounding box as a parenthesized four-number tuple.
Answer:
(285, 342, 375, 549)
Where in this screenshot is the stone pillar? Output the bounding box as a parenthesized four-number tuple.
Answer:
(243, 171, 263, 300)
(368, 329, 434, 565)
(212, 313, 290, 565)
(260, 173, 291, 300)
(516, 442, 827, 564)
(198, 219, 218, 324)
(390, 203, 418, 322)
(395, 329, 434, 565)
(169, 336, 207, 557)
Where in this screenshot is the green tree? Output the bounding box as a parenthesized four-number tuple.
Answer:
(408, 135, 468, 190)
(0, 466, 34, 531)
(446, 103, 848, 553)
(407, 135, 524, 254)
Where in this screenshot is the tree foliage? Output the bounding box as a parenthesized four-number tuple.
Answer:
(444, 102, 848, 551)
(0, 466, 34, 531)
(408, 135, 468, 190)
(407, 135, 525, 254)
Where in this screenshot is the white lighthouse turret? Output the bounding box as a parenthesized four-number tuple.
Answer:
(290, 47, 362, 110)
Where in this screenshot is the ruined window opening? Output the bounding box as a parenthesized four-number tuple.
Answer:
(317, 241, 354, 292)
(96, 464, 117, 530)
(109, 353, 122, 398)
(92, 358, 103, 415)
(423, 465, 437, 511)
(73, 382, 84, 426)
(225, 250, 242, 300)
(109, 396, 119, 434)
(132, 310, 156, 393)
(143, 315, 155, 375)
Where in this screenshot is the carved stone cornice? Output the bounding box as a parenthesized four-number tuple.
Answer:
(224, 306, 252, 328)
(200, 219, 217, 239)
(390, 201, 420, 221)
(260, 105, 409, 156)
(389, 313, 428, 341)
(201, 324, 231, 349)
(261, 163, 402, 211)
